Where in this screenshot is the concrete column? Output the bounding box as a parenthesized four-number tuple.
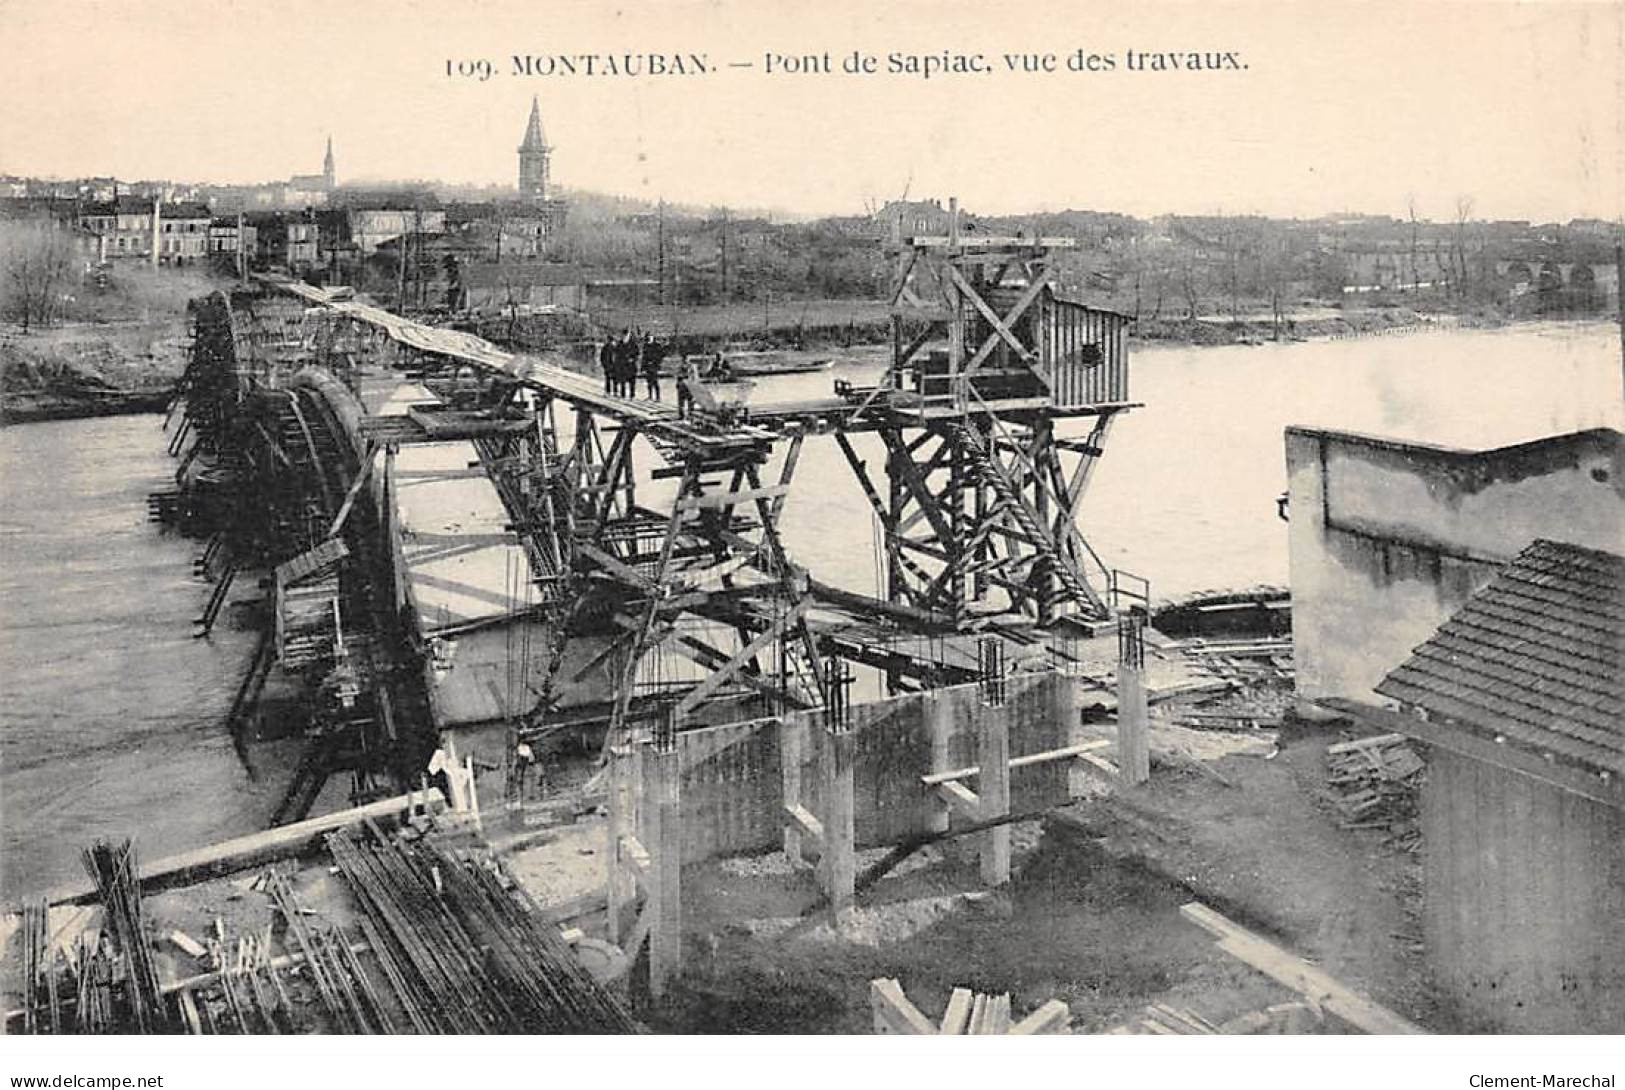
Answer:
(604, 745, 630, 944)
(821, 724, 856, 918)
(780, 715, 806, 865)
(977, 703, 1011, 886)
(647, 744, 682, 998)
(1053, 671, 1087, 798)
(925, 689, 953, 833)
(1118, 662, 1151, 785)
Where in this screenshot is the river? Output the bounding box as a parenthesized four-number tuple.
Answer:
(1, 320, 1619, 898)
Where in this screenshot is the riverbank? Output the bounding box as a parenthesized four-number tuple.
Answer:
(0, 320, 187, 424)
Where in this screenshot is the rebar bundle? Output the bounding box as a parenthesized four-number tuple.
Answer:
(80, 839, 169, 1033)
(326, 829, 638, 1033)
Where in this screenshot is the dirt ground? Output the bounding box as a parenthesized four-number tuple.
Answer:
(633, 706, 1436, 1035)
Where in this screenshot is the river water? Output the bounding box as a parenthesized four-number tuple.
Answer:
(1, 320, 1619, 897)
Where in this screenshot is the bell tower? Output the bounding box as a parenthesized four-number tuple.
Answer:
(517, 97, 550, 202)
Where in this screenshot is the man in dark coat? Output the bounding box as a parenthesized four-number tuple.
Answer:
(599, 337, 616, 394)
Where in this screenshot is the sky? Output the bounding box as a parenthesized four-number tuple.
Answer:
(1, 0, 1621, 223)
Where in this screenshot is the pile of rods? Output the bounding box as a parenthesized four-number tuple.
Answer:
(326, 828, 637, 1033)
(256, 869, 394, 1034)
(18, 900, 60, 1034)
(188, 929, 294, 1034)
(81, 839, 168, 1033)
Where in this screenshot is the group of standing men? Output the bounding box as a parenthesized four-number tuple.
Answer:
(599, 331, 667, 401)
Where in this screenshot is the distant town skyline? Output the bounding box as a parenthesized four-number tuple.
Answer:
(2, 0, 1620, 226)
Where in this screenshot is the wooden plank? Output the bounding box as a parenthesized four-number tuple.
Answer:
(1008, 998, 1070, 1035)
(985, 993, 1011, 1034)
(782, 803, 826, 850)
(1180, 901, 1426, 1034)
(22, 789, 447, 911)
(920, 740, 1113, 786)
(935, 780, 981, 821)
(939, 987, 973, 1035)
(677, 484, 790, 511)
(870, 978, 937, 1034)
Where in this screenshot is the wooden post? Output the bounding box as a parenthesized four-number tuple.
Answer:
(647, 742, 682, 997)
(925, 689, 953, 834)
(977, 702, 1011, 885)
(821, 722, 856, 918)
(781, 714, 806, 864)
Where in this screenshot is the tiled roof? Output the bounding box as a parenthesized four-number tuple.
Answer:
(1376, 539, 1624, 776)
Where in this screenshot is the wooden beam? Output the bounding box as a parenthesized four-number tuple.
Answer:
(870, 978, 937, 1035)
(920, 739, 1113, 786)
(935, 779, 981, 821)
(1009, 999, 1071, 1035)
(939, 987, 973, 1034)
(677, 483, 790, 511)
(1180, 902, 1426, 1034)
(673, 599, 808, 717)
(783, 803, 826, 850)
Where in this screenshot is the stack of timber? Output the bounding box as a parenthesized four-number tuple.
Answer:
(1174, 636, 1295, 684)
(870, 978, 1070, 1035)
(1324, 733, 1424, 845)
(1103, 1002, 1221, 1034)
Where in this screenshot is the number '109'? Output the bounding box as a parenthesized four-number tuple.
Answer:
(446, 59, 495, 81)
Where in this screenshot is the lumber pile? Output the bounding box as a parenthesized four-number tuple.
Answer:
(1324, 733, 1423, 844)
(1174, 636, 1295, 684)
(870, 978, 1070, 1035)
(1103, 1002, 1220, 1034)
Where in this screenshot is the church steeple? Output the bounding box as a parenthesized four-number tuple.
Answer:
(322, 136, 335, 188)
(517, 97, 551, 201)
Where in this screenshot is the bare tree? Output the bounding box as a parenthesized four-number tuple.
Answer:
(0, 216, 77, 332)
(1452, 196, 1475, 299)
(1406, 195, 1420, 294)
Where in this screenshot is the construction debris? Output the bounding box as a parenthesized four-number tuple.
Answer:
(1324, 732, 1424, 844)
(1173, 636, 1295, 685)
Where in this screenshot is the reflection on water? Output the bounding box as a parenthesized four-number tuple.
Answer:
(0, 321, 1617, 897)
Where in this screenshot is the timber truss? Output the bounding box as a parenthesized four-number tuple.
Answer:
(254, 227, 1133, 740)
(369, 353, 832, 749)
(852, 215, 1135, 627)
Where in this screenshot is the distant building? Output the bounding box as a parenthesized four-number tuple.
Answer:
(518, 97, 551, 202)
(79, 197, 158, 261)
(333, 191, 448, 255)
(462, 261, 585, 311)
(156, 202, 210, 263)
(246, 211, 321, 271)
(205, 137, 336, 212)
(876, 199, 952, 242)
(208, 216, 256, 269)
